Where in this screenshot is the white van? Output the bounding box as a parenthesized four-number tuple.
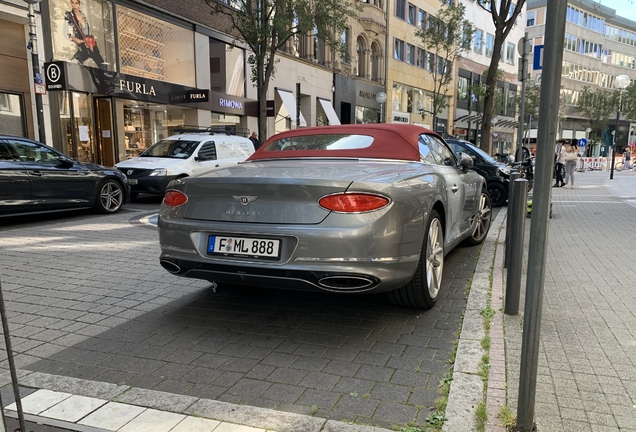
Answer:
(115, 129, 255, 199)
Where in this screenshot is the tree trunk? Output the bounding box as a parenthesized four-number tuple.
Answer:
(480, 33, 505, 155)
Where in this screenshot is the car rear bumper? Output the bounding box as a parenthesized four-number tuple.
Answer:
(157, 213, 423, 294)
(158, 250, 417, 294)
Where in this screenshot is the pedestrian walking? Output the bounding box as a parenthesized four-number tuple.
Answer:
(622, 149, 633, 171)
(564, 143, 577, 188)
(553, 140, 566, 188)
(249, 131, 261, 150)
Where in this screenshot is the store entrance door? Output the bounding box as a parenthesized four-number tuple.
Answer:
(94, 97, 115, 167)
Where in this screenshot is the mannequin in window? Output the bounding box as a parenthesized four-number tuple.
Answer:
(64, 0, 107, 69)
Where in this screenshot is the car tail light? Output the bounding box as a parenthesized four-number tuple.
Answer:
(163, 190, 188, 207)
(319, 193, 390, 213)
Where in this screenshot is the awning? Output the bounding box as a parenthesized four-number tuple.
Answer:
(276, 88, 307, 127)
(318, 98, 341, 125)
(454, 114, 483, 124)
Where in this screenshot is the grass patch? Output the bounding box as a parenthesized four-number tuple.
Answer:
(499, 405, 516, 430)
(475, 402, 487, 431)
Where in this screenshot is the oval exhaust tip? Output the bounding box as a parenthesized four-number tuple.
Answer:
(318, 276, 375, 291)
(160, 260, 181, 274)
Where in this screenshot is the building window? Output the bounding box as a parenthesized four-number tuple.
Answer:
(425, 51, 433, 71)
(341, 28, 351, 63)
(457, 76, 469, 102)
(417, 48, 425, 68)
(506, 42, 515, 64)
(474, 29, 484, 54)
(485, 33, 494, 57)
(507, 89, 517, 116)
(527, 10, 536, 26)
(370, 41, 381, 81)
(408, 3, 417, 25)
(406, 43, 415, 64)
(396, 0, 406, 20)
(394, 38, 405, 61)
(117, 6, 195, 86)
(0, 92, 26, 137)
(418, 9, 426, 29)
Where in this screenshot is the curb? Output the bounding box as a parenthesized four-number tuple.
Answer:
(443, 209, 507, 432)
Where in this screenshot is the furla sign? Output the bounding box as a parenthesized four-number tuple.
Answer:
(119, 79, 156, 96)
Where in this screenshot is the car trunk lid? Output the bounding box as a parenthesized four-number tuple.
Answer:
(179, 163, 357, 224)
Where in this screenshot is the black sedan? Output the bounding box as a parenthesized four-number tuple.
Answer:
(0, 135, 129, 218)
(446, 139, 510, 207)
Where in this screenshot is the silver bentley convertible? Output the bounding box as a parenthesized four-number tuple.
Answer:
(158, 124, 491, 309)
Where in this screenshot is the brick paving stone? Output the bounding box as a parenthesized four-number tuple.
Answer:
(1, 206, 481, 428)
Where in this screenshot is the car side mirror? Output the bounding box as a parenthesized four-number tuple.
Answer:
(195, 154, 207, 162)
(58, 155, 74, 167)
(459, 154, 474, 170)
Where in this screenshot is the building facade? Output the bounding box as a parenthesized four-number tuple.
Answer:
(454, 0, 526, 155)
(1, 0, 47, 142)
(527, 0, 636, 157)
(385, 0, 443, 132)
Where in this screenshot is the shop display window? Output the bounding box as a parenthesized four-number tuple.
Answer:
(115, 100, 194, 161)
(0, 92, 26, 137)
(117, 6, 195, 87)
(49, 0, 116, 71)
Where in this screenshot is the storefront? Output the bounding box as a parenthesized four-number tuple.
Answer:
(44, 61, 210, 165)
(41, 0, 258, 165)
(333, 74, 384, 124)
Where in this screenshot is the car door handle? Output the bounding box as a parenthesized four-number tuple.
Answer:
(215, 164, 219, 167)
(451, 184, 459, 193)
(28, 171, 43, 177)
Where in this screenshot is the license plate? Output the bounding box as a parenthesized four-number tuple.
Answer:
(207, 235, 280, 259)
(128, 179, 138, 185)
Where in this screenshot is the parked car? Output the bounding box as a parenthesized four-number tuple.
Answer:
(446, 139, 510, 207)
(115, 127, 255, 199)
(0, 135, 129, 218)
(157, 124, 492, 309)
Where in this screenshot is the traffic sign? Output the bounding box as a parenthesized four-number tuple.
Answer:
(578, 138, 587, 147)
(517, 38, 531, 57)
(533, 45, 544, 70)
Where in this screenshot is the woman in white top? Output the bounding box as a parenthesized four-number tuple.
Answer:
(564, 143, 578, 188)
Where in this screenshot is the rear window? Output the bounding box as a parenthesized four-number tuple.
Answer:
(140, 140, 200, 159)
(263, 134, 374, 152)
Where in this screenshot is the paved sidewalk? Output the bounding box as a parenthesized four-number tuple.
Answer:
(11, 170, 633, 431)
(502, 170, 636, 431)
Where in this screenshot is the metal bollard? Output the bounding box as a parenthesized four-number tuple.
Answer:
(505, 178, 528, 315)
(504, 170, 521, 268)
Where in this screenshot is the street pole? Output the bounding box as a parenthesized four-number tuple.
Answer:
(516, 0, 567, 430)
(610, 104, 620, 179)
(609, 75, 632, 179)
(516, 32, 529, 158)
(27, 0, 46, 144)
(296, 82, 301, 129)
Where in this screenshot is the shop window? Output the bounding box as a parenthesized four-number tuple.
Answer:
(116, 100, 194, 161)
(0, 92, 26, 137)
(355, 106, 380, 124)
(117, 6, 195, 87)
(48, 0, 116, 71)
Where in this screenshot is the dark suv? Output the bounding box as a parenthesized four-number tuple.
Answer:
(446, 139, 510, 207)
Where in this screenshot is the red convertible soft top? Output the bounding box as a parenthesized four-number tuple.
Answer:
(248, 124, 439, 162)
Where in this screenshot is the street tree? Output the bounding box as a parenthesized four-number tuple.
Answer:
(416, 2, 474, 133)
(574, 86, 616, 145)
(206, 0, 359, 141)
(476, 0, 526, 154)
(520, 81, 540, 140)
